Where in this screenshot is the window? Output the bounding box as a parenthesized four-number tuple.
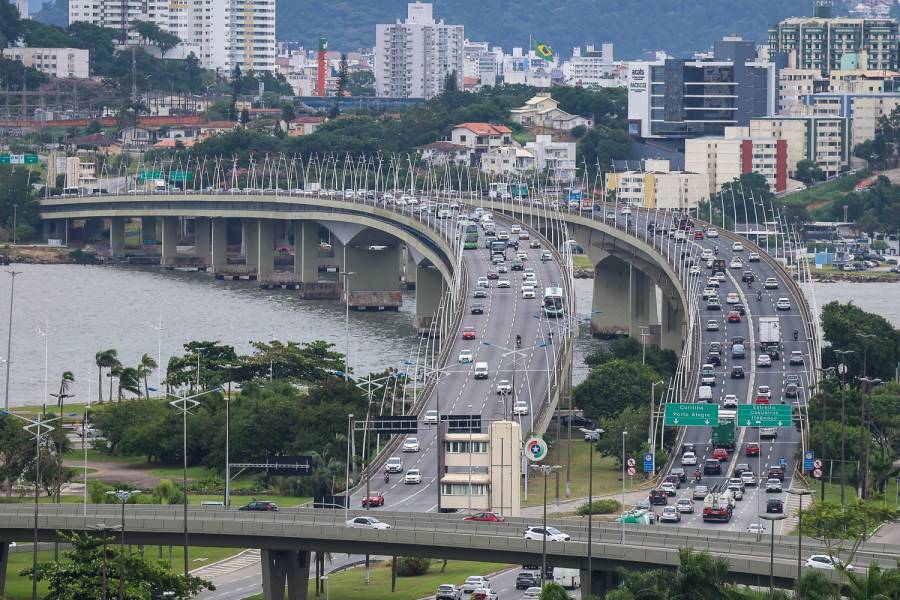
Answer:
(441, 483, 487, 495)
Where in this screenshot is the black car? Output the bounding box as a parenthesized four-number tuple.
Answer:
(731, 366, 745, 379)
(766, 348, 780, 361)
(785, 383, 798, 398)
(704, 458, 722, 475)
(731, 336, 745, 345)
(681, 442, 696, 455)
(470, 303, 484, 314)
(515, 571, 542, 590)
(511, 261, 524, 271)
(741, 271, 755, 282)
(649, 489, 669, 505)
(664, 474, 681, 489)
(239, 500, 279, 512)
(707, 351, 721, 366)
(734, 463, 750, 476)
(670, 467, 687, 483)
(560, 415, 595, 429)
(766, 499, 784, 513)
(733, 303, 746, 315)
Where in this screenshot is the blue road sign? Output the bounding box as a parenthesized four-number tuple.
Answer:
(643, 452, 654, 473)
(803, 450, 815, 472)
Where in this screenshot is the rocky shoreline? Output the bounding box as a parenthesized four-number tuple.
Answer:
(1, 245, 103, 265)
(812, 273, 899, 283)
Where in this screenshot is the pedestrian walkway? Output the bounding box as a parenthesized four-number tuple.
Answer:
(191, 549, 260, 578)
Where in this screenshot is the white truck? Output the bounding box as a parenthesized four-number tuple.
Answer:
(552, 568, 581, 589)
(758, 317, 780, 350)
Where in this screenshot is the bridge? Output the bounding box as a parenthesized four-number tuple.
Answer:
(19, 164, 827, 597)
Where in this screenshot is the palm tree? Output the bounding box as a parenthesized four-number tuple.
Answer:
(54, 371, 75, 411)
(844, 562, 900, 600)
(136, 353, 158, 399)
(112, 366, 141, 401)
(671, 548, 730, 600)
(94, 349, 121, 404)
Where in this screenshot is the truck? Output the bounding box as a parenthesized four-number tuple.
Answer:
(712, 258, 726, 272)
(552, 568, 581, 590)
(758, 317, 781, 350)
(711, 417, 735, 449)
(702, 486, 733, 523)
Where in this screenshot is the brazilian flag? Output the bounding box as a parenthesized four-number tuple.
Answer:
(533, 39, 554, 61)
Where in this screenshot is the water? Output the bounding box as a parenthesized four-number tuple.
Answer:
(0, 264, 422, 407)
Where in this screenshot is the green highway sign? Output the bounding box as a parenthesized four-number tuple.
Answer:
(737, 404, 793, 428)
(0, 154, 37, 164)
(169, 171, 193, 182)
(138, 170, 164, 181)
(664, 403, 719, 427)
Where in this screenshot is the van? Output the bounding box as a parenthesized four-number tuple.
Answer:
(552, 568, 580, 589)
(474, 362, 489, 379)
(698, 385, 713, 403)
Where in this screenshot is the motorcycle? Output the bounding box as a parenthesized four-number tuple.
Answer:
(384, 472, 390, 484)
(793, 329, 799, 341)
(714, 246, 719, 255)
(756, 291, 762, 301)
(516, 335, 522, 349)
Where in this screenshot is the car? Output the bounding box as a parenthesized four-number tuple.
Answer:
(524, 526, 570, 542)
(516, 251, 528, 261)
(423, 410, 439, 425)
(731, 343, 745, 358)
(730, 258, 744, 269)
(522, 587, 542, 600)
(461, 576, 490, 593)
(541, 251, 552, 262)
(805, 555, 855, 572)
(755, 396, 769, 405)
(766, 498, 784, 513)
(748, 252, 760, 262)
(766, 347, 781, 361)
(470, 302, 484, 315)
(786, 373, 801, 386)
(496, 380, 512, 395)
(522, 286, 536, 299)
(727, 311, 741, 323)
(664, 474, 682, 489)
(486, 271, 499, 280)
(681, 452, 697, 465)
(723, 394, 738, 409)
(757, 385, 772, 398)
(620, 205, 632, 215)
(529, 240, 541, 249)
(706, 277, 721, 288)
(511, 260, 524, 271)
(702, 287, 718, 299)
(660, 506, 681, 523)
(706, 228, 719, 238)
(704, 458, 722, 474)
(785, 383, 799, 398)
(462, 326, 477, 340)
(496, 278, 511, 289)
(476, 276, 489, 288)
(726, 292, 740, 304)
(707, 297, 722, 310)
(473, 287, 487, 298)
(728, 485, 744, 500)
(776, 297, 791, 311)
(436, 584, 462, 600)
(464, 512, 505, 522)
(402, 437, 420, 452)
(748, 523, 766, 535)
(707, 351, 721, 366)
(732, 242, 744, 252)
(765, 478, 783, 493)
(458, 349, 474, 364)
(694, 230, 705, 240)
(472, 588, 498, 600)
(745, 442, 760, 457)
(386, 457, 403, 473)
(764, 277, 779, 289)
(362, 491, 385, 507)
(789, 350, 804, 365)
(513, 400, 529, 415)
(515, 571, 542, 590)
(649, 489, 669, 505)
(689, 265, 702, 275)
(519, 230, 530, 240)
(757, 354, 772, 367)
(693, 485, 709, 500)
(404, 469, 422, 484)
(731, 366, 745, 379)
(660, 482, 677, 496)
(734, 463, 750, 476)
(238, 500, 279, 511)
(676, 498, 695, 513)
(496, 263, 507, 274)
(497, 231, 509, 241)
(741, 270, 755, 282)
(741, 471, 757, 486)
(700, 364, 717, 386)
(712, 448, 729, 461)
(671, 467, 687, 482)
(706, 319, 720, 331)
(347, 516, 391, 529)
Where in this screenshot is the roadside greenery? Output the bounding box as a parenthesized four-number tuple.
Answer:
(576, 499, 621, 515)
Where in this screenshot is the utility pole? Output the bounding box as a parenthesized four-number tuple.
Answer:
(4, 270, 22, 413)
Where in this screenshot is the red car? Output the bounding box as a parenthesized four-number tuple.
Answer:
(727, 311, 741, 323)
(694, 231, 705, 240)
(462, 326, 476, 340)
(486, 271, 499, 280)
(362, 492, 385, 507)
(755, 396, 769, 404)
(712, 448, 729, 461)
(746, 442, 760, 457)
(463, 512, 505, 522)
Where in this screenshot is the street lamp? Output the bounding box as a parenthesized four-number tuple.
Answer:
(857, 376, 882, 499)
(833, 355, 853, 507)
(344, 413, 354, 522)
(621, 429, 628, 543)
(3, 270, 22, 412)
(759, 513, 787, 599)
(89, 523, 120, 600)
(786, 488, 813, 595)
(107, 490, 139, 600)
(649, 380, 665, 474)
(340, 270, 357, 381)
(529, 463, 561, 581)
(580, 427, 604, 600)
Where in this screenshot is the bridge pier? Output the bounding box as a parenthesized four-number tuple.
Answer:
(0, 540, 8, 598)
(194, 217, 211, 266)
(580, 567, 618, 598)
(211, 217, 228, 270)
(591, 255, 631, 336)
(414, 264, 445, 330)
(260, 548, 310, 600)
(344, 244, 402, 309)
(109, 217, 125, 257)
(243, 218, 259, 274)
(160, 216, 179, 266)
(404, 247, 417, 289)
(661, 297, 685, 353)
(258, 218, 275, 278)
(141, 217, 158, 246)
(630, 267, 659, 338)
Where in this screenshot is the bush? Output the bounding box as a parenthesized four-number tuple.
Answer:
(576, 499, 621, 515)
(396, 556, 431, 576)
(570, 124, 587, 139)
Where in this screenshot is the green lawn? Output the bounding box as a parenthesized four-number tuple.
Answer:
(522, 439, 625, 507)
(242, 560, 512, 600)
(63, 448, 147, 465)
(782, 171, 868, 210)
(572, 254, 593, 269)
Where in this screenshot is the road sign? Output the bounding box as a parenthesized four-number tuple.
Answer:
(368, 416, 418, 434)
(0, 155, 8, 164)
(737, 404, 793, 428)
(263, 455, 313, 476)
(627, 467, 636, 476)
(814, 459, 823, 470)
(441, 414, 481, 433)
(664, 403, 719, 426)
(803, 450, 815, 472)
(313, 495, 348, 509)
(813, 468, 823, 479)
(626, 458, 636, 468)
(524, 437, 548, 462)
(643, 452, 654, 473)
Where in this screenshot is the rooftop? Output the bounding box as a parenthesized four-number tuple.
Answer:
(454, 122, 512, 136)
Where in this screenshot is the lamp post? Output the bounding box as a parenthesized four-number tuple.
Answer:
(815, 366, 837, 499)
(340, 270, 357, 381)
(580, 427, 604, 599)
(149, 317, 164, 392)
(759, 513, 787, 599)
(787, 488, 813, 596)
(621, 429, 628, 543)
(833, 355, 852, 507)
(649, 380, 665, 474)
(217, 363, 241, 508)
(345, 413, 353, 523)
(168, 387, 220, 576)
(107, 490, 139, 600)
(4, 270, 22, 412)
(529, 463, 561, 582)
(90, 523, 119, 600)
(857, 376, 882, 500)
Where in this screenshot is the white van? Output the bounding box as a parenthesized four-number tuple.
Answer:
(698, 385, 713, 403)
(473, 362, 489, 379)
(552, 568, 580, 589)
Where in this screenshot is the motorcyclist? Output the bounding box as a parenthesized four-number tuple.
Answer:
(516, 334, 522, 348)
(746, 279, 752, 289)
(714, 245, 719, 255)
(793, 329, 799, 341)
(756, 290, 762, 301)
(779, 457, 787, 469)
(384, 470, 390, 483)
(694, 469, 702, 481)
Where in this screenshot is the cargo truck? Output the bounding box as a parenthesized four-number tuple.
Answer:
(758, 317, 781, 350)
(711, 417, 735, 449)
(702, 485, 733, 523)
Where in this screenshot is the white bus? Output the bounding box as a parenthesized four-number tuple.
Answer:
(543, 287, 564, 318)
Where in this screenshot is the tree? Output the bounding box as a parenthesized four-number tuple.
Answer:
(130, 20, 181, 55)
(844, 561, 900, 600)
(242, 340, 345, 383)
(240, 108, 251, 125)
(54, 371, 75, 411)
(594, 406, 651, 465)
(165, 340, 240, 391)
(112, 366, 141, 400)
(801, 500, 898, 572)
(21, 532, 213, 599)
(820, 301, 900, 381)
(795, 159, 824, 186)
(0, 166, 41, 242)
(443, 71, 459, 94)
(0, 413, 32, 496)
(574, 359, 664, 421)
(0, 1, 22, 48)
(348, 70, 375, 96)
(395, 557, 431, 576)
(539, 582, 571, 600)
(94, 349, 121, 404)
(577, 125, 631, 171)
(281, 103, 296, 122)
(136, 353, 158, 399)
(329, 53, 350, 118)
(229, 64, 242, 121)
(584, 337, 677, 380)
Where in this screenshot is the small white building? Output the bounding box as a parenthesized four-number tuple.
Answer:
(525, 135, 577, 184)
(509, 93, 593, 131)
(606, 159, 709, 210)
(417, 141, 472, 166)
(1, 47, 90, 79)
(480, 146, 535, 176)
(450, 122, 513, 154)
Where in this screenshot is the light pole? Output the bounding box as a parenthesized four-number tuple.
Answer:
(4, 270, 22, 412)
(529, 463, 561, 582)
(345, 413, 353, 522)
(149, 317, 164, 392)
(816, 366, 837, 500)
(857, 376, 881, 500)
(787, 488, 812, 596)
(168, 387, 220, 576)
(759, 513, 787, 599)
(833, 354, 853, 507)
(34, 321, 49, 409)
(107, 490, 139, 600)
(340, 270, 357, 381)
(90, 523, 119, 600)
(217, 363, 241, 508)
(581, 427, 604, 599)
(649, 380, 664, 474)
(639, 326, 649, 365)
(621, 429, 628, 543)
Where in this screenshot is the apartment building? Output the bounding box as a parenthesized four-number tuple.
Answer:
(802, 92, 900, 154)
(374, 2, 464, 98)
(605, 160, 709, 210)
(750, 115, 848, 178)
(685, 126, 788, 195)
(449, 123, 512, 154)
(524, 135, 577, 184)
(562, 43, 626, 88)
(1, 48, 90, 79)
(480, 146, 535, 177)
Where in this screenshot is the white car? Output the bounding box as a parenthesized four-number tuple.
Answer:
(757, 354, 772, 367)
(676, 498, 695, 513)
(689, 265, 702, 275)
(741, 471, 756, 486)
(706, 228, 719, 238)
(748, 523, 766, 534)
(347, 516, 391, 530)
(524, 526, 570, 542)
(522, 286, 535, 299)
(706, 277, 720, 288)
(516, 251, 528, 261)
(497, 278, 511, 289)
(402, 437, 420, 452)
(776, 297, 791, 311)
(706, 320, 720, 331)
(497, 231, 509, 241)
(702, 287, 718, 299)
(757, 385, 771, 399)
(681, 452, 697, 466)
(748, 251, 760, 261)
(806, 555, 855, 572)
(423, 410, 439, 425)
(510, 225, 521, 234)
(701, 249, 714, 260)
(726, 292, 740, 304)
(620, 205, 632, 215)
(461, 577, 490, 593)
(660, 482, 677, 496)
(404, 469, 422, 484)
(476, 276, 489, 288)
(723, 394, 738, 409)
(513, 400, 529, 416)
(523, 587, 541, 600)
(764, 277, 779, 289)
(714, 271, 727, 282)
(766, 478, 783, 493)
(458, 349, 474, 364)
(730, 258, 743, 269)
(732, 242, 744, 252)
(496, 380, 512, 395)
(386, 456, 403, 472)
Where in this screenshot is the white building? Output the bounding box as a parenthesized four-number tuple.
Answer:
(1, 48, 90, 79)
(374, 2, 464, 98)
(68, 0, 276, 72)
(525, 135, 577, 184)
(605, 160, 709, 210)
(749, 115, 849, 178)
(501, 47, 556, 87)
(562, 43, 627, 88)
(685, 126, 788, 195)
(480, 146, 535, 176)
(509, 93, 593, 131)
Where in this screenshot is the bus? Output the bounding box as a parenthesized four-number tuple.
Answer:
(543, 287, 564, 318)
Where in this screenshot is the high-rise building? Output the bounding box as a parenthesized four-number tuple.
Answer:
(68, 0, 275, 73)
(685, 126, 788, 195)
(375, 2, 464, 98)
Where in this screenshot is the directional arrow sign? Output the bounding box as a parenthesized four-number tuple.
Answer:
(737, 404, 793, 428)
(664, 403, 718, 426)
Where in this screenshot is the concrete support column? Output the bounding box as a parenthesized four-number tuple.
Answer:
(258, 219, 275, 278)
(579, 568, 617, 598)
(109, 217, 125, 257)
(630, 267, 659, 337)
(161, 216, 179, 266)
(211, 217, 228, 270)
(591, 255, 631, 336)
(404, 247, 417, 289)
(414, 264, 445, 330)
(261, 549, 310, 600)
(194, 217, 211, 266)
(344, 244, 402, 309)
(0, 541, 9, 598)
(661, 296, 685, 353)
(293, 221, 320, 283)
(243, 218, 259, 273)
(141, 217, 158, 245)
